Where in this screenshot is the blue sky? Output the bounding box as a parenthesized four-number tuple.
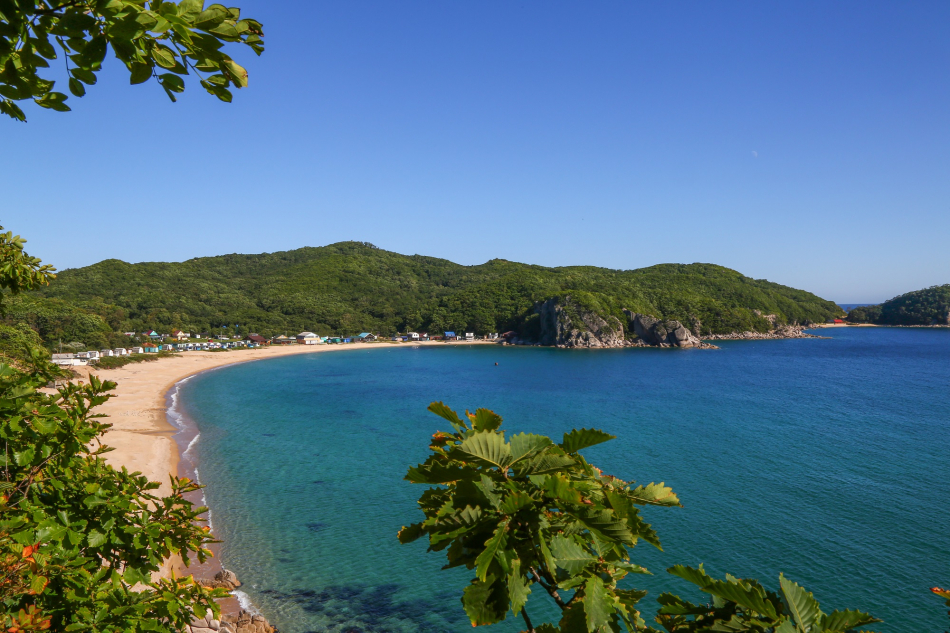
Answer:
(7, 1, 949, 303)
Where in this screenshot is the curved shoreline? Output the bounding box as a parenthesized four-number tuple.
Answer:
(75, 341, 496, 594)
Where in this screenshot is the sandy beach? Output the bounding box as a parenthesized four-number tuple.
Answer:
(75, 341, 492, 499)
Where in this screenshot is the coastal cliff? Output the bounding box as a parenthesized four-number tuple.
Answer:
(533, 296, 714, 349)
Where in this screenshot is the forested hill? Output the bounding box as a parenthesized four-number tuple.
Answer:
(13, 241, 841, 347)
(847, 285, 950, 325)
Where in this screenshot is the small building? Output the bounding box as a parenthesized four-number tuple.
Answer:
(444, 331, 460, 341)
(272, 335, 295, 345)
(143, 344, 159, 353)
(130, 347, 144, 354)
(76, 351, 100, 360)
(51, 353, 86, 366)
(297, 332, 323, 345)
(100, 349, 115, 357)
(114, 348, 129, 356)
(355, 333, 377, 342)
(143, 330, 162, 339)
(465, 333, 475, 341)
(172, 330, 190, 340)
(246, 334, 268, 346)
(408, 332, 420, 341)
(329, 337, 342, 344)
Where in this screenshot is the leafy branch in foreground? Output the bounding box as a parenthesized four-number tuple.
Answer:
(0, 0, 264, 121)
(400, 403, 879, 633)
(399, 402, 681, 632)
(654, 565, 879, 633)
(0, 229, 227, 631)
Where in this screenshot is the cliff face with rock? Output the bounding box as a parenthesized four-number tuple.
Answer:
(533, 296, 714, 349)
(537, 297, 626, 348)
(623, 311, 706, 348)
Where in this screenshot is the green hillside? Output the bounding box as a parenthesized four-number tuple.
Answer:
(847, 285, 950, 325)
(16, 241, 841, 346)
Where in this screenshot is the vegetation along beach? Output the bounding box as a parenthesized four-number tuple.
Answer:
(4, 2, 950, 633)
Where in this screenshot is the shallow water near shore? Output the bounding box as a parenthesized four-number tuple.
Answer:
(178, 328, 950, 633)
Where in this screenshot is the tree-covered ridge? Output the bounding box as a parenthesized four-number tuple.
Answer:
(24, 241, 841, 344)
(847, 285, 950, 325)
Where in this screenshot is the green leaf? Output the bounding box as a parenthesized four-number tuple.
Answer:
(397, 522, 424, 544)
(35, 92, 71, 112)
(820, 609, 881, 632)
(178, 0, 204, 21)
(31, 416, 57, 434)
(462, 574, 509, 626)
(222, 59, 247, 87)
(471, 408, 503, 432)
(499, 490, 532, 514)
(71, 68, 97, 85)
(151, 46, 177, 69)
(129, 62, 152, 85)
(68, 77, 86, 97)
(560, 428, 615, 453)
(456, 432, 513, 470)
(544, 473, 583, 505)
(475, 521, 509, 582)
(86, 529, 106, 548)
(123, 565, 149, 586)
(779, 574, 821, 632)
(428, 401, 466, 432)
(159, 73, 185, 93)
(13, 447, 34, 465)
(509, 432, 552, 459)
(507, 559, 531, 616)
(583, 576, 615, 632)
(577, 509, 634, 544)
(549, 535, 596, 575)
(628, 482, 681, 507)
(520, 452, 574, 475)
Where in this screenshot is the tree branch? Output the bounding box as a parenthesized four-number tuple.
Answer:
(521, 607, 536, 633)
(529, 566, 567, 610)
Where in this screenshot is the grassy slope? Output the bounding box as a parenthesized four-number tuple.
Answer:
(28, 241, 842, 340)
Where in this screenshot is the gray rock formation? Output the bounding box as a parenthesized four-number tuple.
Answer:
(187, 608, 277, 633)
(538, 297, 626, 348)
(623, 311, 705, 348)
(187, 570, 277, 633)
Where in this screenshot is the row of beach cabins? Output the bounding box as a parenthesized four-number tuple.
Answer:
(50, 329, 504, 366)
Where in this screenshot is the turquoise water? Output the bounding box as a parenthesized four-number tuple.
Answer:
(177, 328, 950, 633)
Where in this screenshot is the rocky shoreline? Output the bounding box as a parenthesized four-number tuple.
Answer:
(187, 570, 278, 633)
(503, 296, 832, 349)
(703, 324, 829, 341)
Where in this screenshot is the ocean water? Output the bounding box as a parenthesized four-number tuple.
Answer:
(175, 328, 950, 633)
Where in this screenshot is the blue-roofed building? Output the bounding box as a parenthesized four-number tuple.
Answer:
(444, 331, 459, 340)
(355, 333, 377, 341)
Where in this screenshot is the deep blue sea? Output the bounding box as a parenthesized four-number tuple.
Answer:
(176, 328, 950, 633)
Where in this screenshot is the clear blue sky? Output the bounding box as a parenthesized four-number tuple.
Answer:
(7, 1, 949, 303)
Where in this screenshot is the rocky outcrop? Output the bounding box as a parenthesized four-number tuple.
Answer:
(623, 311, 709, 348)
(704, 324, 824, 340)
(187, 570, 277, 633)
(205, 569, 242, 590)
(538, 297, 626, 348)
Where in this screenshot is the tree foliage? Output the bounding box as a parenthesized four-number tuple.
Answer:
(0, 230, 225, 631)
(0, 0, 264, 121)
(26, 242, 843, 343)
(400, 403, 878, 633)
(847, 285, 950, 326)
